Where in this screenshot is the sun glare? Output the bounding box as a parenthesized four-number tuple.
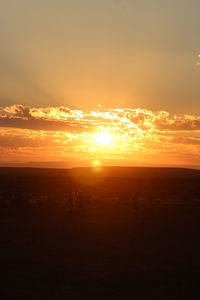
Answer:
(92, 160, 102, 167)
(94, 132, 113, 146)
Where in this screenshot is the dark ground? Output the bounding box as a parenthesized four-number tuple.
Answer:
(0, 167, 200, 299)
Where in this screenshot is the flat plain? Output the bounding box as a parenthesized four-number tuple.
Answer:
(0, 167, 200, 299)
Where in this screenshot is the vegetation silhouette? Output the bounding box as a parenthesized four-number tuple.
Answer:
(0, 167, 200, 299)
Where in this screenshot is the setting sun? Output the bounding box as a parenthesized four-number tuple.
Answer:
(94, 132, 113, 146)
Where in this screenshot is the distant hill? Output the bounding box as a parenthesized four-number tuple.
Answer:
(0, 161, 74, 169)
(0, 166, 199, 179)
(70, 166, 200, 179)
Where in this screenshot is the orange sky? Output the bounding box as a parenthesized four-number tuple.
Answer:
(0, 104, 199, 168)
(0, 1, 200, 167)
(1, 1, 200, 114)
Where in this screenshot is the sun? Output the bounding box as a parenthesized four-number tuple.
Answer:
(94, 132, 113, 146)
(92, 160, 102, 167)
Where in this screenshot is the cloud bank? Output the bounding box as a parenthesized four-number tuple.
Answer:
(0, 105, 199, 167)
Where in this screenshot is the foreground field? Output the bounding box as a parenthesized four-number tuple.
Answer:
(0, 167, 200, 299)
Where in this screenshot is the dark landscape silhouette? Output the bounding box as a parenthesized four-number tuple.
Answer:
(0, 167, 200, 299)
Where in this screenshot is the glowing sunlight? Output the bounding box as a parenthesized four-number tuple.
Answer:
(94, 131, 113, 146)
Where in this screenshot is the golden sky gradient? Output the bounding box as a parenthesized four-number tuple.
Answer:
(0, 105, 199, 168)
(0, 1, 200, 167)
(0, 0, 200, 114)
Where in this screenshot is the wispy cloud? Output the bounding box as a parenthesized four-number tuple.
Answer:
(1, 105, 200, 132)
(0, 105, 199, 167)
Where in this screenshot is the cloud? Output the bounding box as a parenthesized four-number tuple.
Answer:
(0, 105, 200, 132)
(0, 105, 85, 132)
(0, 104, 199, 166)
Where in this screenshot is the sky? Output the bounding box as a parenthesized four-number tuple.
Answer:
(0, 0, 200, 167)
